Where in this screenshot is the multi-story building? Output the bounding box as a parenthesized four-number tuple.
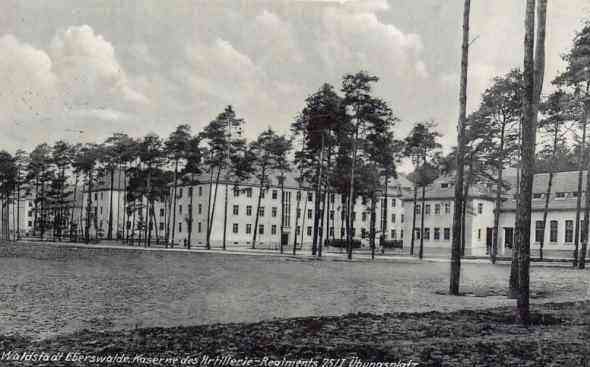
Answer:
(167, 170, 410, 250)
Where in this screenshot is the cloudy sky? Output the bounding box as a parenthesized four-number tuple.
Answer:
(1, 0, 589, 158)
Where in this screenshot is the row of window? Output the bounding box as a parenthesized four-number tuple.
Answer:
(414, 227, 452, 241)
(414, 202, 484, 215)
(533, 219, 589, 243)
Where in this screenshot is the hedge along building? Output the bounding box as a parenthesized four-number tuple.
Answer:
(167, 169, 410, 250)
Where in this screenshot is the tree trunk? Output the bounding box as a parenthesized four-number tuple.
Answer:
(410, 184, 418, 256)
(293, 184, 301, 255)
(280, 176, 285, 254)
(461, 167, 473, 257)
(145, 165, 153, 248)
(222, 181, 229, 251)
(85, 170, 93, 244)
(207, 167, 221, 249)
(318, 188, 327, 258)
(450, 0, 470, 296)
(381, 176, 389, 250)
(419, 183, 426, 259)
(70, 174, 78, 241)
(16, 174, 20, 241)
(205, 167, 215, 249)
(252, 175, 264, 249)
(370, 193, 377, 260)
(512, 0, 538, 325)
(492, 121, 507, 263)
(347, 125, 360, 260)
(188, 178, 194, 249)
(170, 159, 179, 248)
(539, 125, 558, 261)
(580, 101, 590, 269)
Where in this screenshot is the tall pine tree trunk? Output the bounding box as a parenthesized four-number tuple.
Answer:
(539, 125, 558, 260)
(293, 185, 301, 255)
(579, 101, 590, 269)
(410, 184, 418, 256)
(188, 178, 194, 249)
(450, 0, 470, 296)
(205, 167, 215, 249)
(251, 175, 265, 249)
(170, 159, 179, 247)
(85, 170, 93, 244)
(207, 167, 221, 249)
(419, 183, 426, 259)
(492, 121, 507, 263)
(370, 193, 377, 260)
(107, 168, 115, 240)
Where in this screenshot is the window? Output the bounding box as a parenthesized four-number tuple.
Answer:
(233, 205, 239, 215)
(188, 187, 193, 197)
(272, 190, 278, 200)
(233, 188, 240, 197)
(127, 221, 131, 230)
(94, 193, 97, 201)
(246, 205, 252, 216)
(362, 212, 367, 222)
(198, 222, 202, 233)
(415, 228, 421, 240)
(198, 204, 202, 214)
(392, 199, 396, 208)
(246, 188, 252, 198)
(441, 183, 449, 188)
(477, 203, 483, 214)
(533, 193, 543, 200)
(361, 228, 366, 239)
(307, 226, 312, 236)
(296, 226, 301, 235)
(296, 191, 301, 201)
(425, 205, 430, 215)
(330, 193, 335, 203)
(434, 204, 441, 215)
(27, 210, 32, 217)
(424, 228, 430, 240)
(329, 227, 334, 237)
(28, 202, 32, 208)
(246, 224, 252, 234)
(401, 214, 405, 223)
(565, 220, 573, 243)
(434, 228, 440, 240)
(555, 192, 566, 199)
(260, 190, 265, 199)
(259, 207, 265, 217)
(159, 222, 164, 231)
(198, 186, 203, 196)
(100, 192, 103, 200)
(178, 222, 182, 233)
(296, 208, 301, 218)
(415, 204, 421, 214)
(445, 203, 450, 214)
(572, 191, 578, 198)
(581, 220, 587, 242)
(477, 229, 482, 240)
(160, 208, 165, 217)
(329, 210, 334, 220)
(259, 224, 264, 235)
(233, 223, 238, 234)
(361, 196, 367, 205)
(550, 220, 558, 242)
(28, 220, 32, 227)
(307, 192, 313, 202)
(100, 207, 103, 215)
(179, 205, 183, 214)
(178, 188, 183, 198)
(391, 213, 396, 223)
(307, 209, 312, 219)
(340, 228, 345, 237)
(535, 220, 544, 242)
(271, 225, 277, 235)
(272, 207, 277, 217)
(444, 227, 450, 240)
(505, 227, 514, 248)
(400, 229, 404, 239)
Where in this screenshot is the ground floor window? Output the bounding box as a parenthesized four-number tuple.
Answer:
(423, 228, 430, 240)
(434, 228, 440, 240)
(391, 229, 396, 240)
(443, 227, 450, 241)
(233, 223, 238, 234)
(505, 227, 514, 248)
(415, 227, 420, 240)
(246, 224, 252, 234)
(565, 220, 573, 243)
(535, 220, 544, 242)
(550, 220, 558, 242)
